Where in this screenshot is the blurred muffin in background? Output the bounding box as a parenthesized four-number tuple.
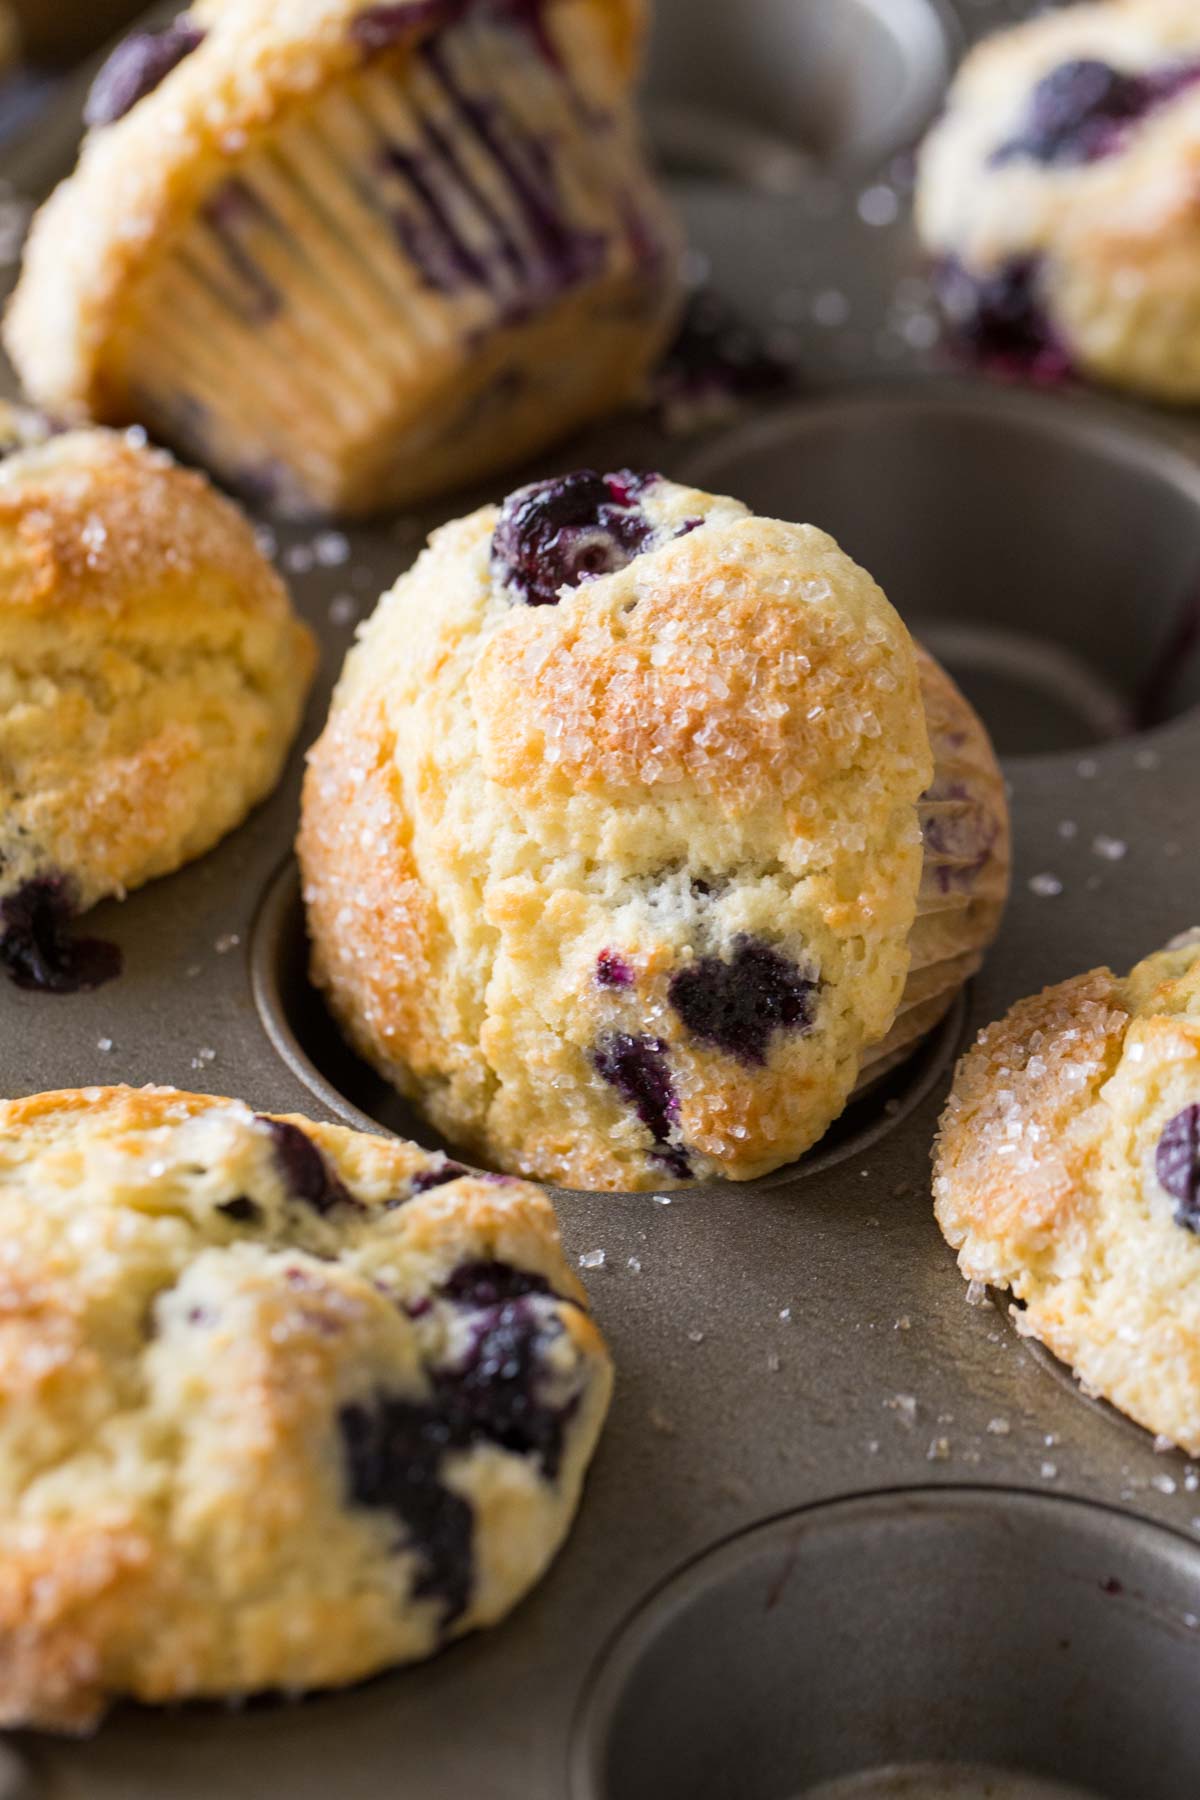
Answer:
(917, 0, 1200, 401)
(6, 0, 681, 518)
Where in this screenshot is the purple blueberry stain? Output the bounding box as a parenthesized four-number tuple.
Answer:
(353, 1, 559, 63)
(653, 289, 798, 430)
(1157, 1106, 1200, 1232)
(352, 1, 462, 55)
(921, 779, 1000, 895)
(339, 1397, 476, 1625)
(669, 937, 818, 1067)
(0, 875, 122, 995)
(85, 21, 205, 128)
(593, 1032, 688, 1175)
(491, 470, 657, 607)
(216, 1196, 261, 1225)
(409, 1161, 471, 1195)
(258, 1118, 359, 1215)
(935, 257, 1073, 383)
(202, 180, 283, 326)
(438, 1260, 554, 1307)
(339, 1280, 577, 1626)
(991, 57, 1200, 169)
(596, 950, 634, 990)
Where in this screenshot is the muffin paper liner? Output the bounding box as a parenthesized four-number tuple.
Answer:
(122, 12, 678, 514)
(855, 647, 1010, 1093)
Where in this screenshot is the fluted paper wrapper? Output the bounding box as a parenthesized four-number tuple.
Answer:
(123, 10, 679, 515)
(856, 647, 1010, 1091)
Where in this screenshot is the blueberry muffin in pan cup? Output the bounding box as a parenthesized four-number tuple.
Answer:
(0, 407, 315, 992)
(5, 0, 681, 518)
(299, 470, 1010, 1192)
(0, 1084, 611, 1730)
(916, 0, 1200, 399)
(934, 930, 1200, 1453)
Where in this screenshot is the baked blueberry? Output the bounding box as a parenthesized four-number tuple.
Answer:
(669, 938, 818, 1067)
(259, 1117, 358, 1214)
(0, 874, 121, 995)
(338, 1396, 475, 1625)
(992, 57, 1200, 168)
(595, 950, 634, 990)
(491, 471, 657, 607)
(593, 1033, 678, 1147)
(935, 258, 1072, 380)
(1157, 1106, 1200, 1232)
(85, 23, 205, 129)
(410, 1160, 471, 1194)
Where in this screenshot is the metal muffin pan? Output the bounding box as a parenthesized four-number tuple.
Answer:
(2, 1, 1200, 1795)
(644, 0, 957, 189)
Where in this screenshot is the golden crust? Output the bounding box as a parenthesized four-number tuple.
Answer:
(0, 427, 315, 910)
(916, 0, 1200, 401)
(933, 935, 1200, 1452)
(0, 1085, 610, 1730)
(301, 475, 1007, 1190)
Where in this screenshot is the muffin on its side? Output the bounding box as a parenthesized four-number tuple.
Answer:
(916, 0, 1200, 400)
(300, 470, 1009, 1192)
(0, 1084, 611, 1731)
(0, 413, 315, 991)
(934, 931, 1200, 1453)
(6, 0, 680, 517)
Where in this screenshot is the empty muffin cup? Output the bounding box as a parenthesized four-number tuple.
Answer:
(683, 385, 1200, 756)
(571, 1488, 1200, 1800)
(644, 0, 953, 188)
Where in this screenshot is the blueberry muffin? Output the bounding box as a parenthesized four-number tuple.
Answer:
(934, 930, 1200, 1452)
(6, 0, 680, 518)
(0, 414, 315, 993)
(0, 1084, 611, 1730)
(299, 470, 1009, 1192)
(916, 0, 1200, 399)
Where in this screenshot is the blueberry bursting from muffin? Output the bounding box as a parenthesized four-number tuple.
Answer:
(212, 1116, 585, 1635)
(0, 873, 121, 994)
(991, 56, 1200, 170)
(1158, 1105, 1200, 1234)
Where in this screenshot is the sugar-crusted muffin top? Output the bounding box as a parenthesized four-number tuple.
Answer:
(6, 0, 646, 422)
(0, 422, 315, 969)
(933, 930, 1200, 1450)
(470, 469, 931, 816)
(0, 1085, 610, 1729)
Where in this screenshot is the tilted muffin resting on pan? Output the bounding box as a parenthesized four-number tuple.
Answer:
(916, 0, 1200, 400)
(935, 930, 1200, 1454)
(5, 0, 681, 518)
(299, 470, 1010, 1192)
(0, 410, 315, 993)
(0, 1085, 611, 1731)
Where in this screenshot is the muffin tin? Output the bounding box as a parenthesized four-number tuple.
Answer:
(2, 2, 1200, 1795)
